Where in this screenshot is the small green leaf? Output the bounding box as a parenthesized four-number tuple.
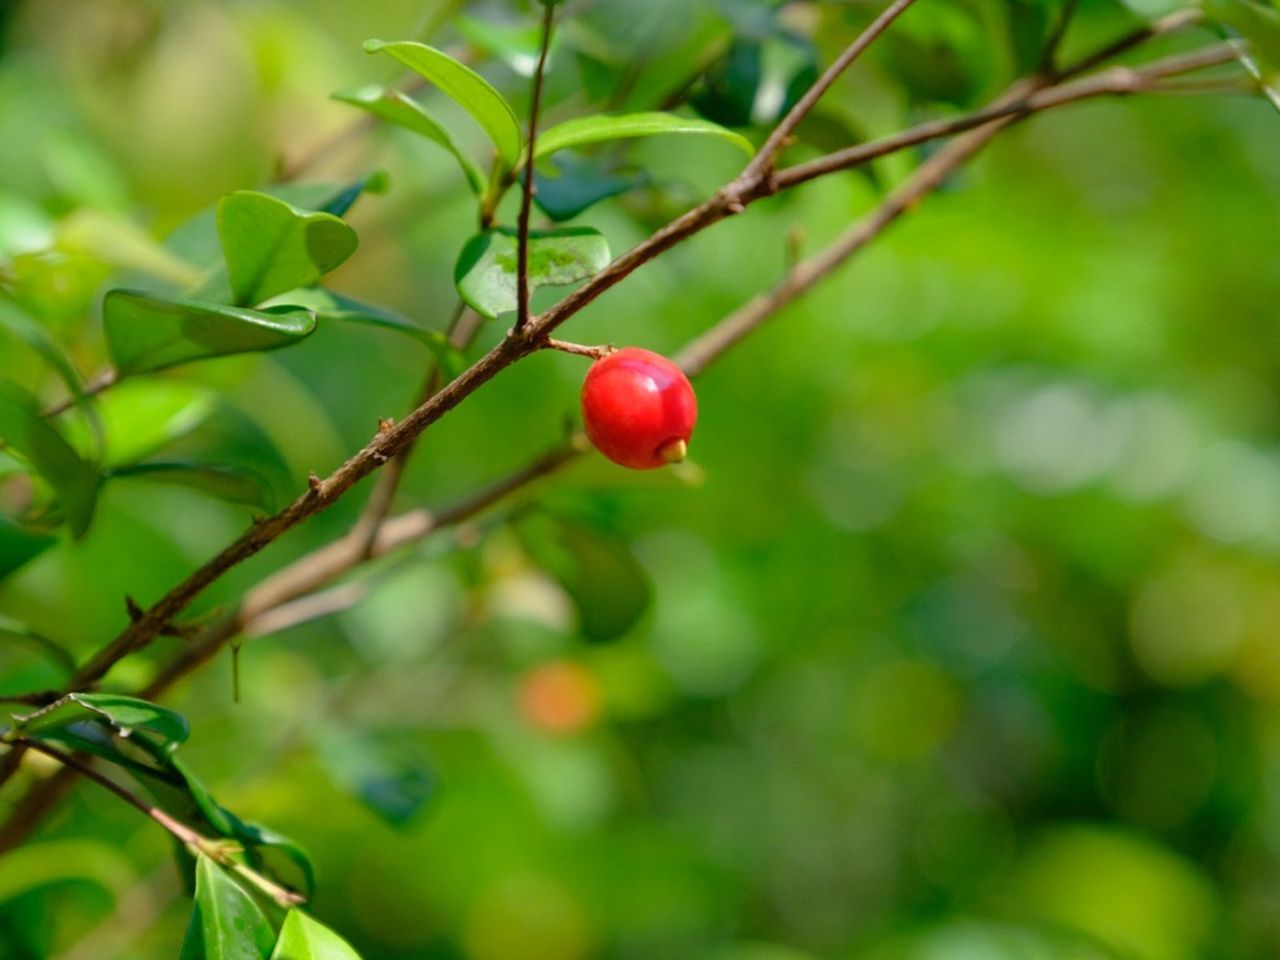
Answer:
(165, 175, 383, 272)
(363, 40, 523, 167)
(56, 210, 204, 288)
(108, 461, 273, 510)
(21, 693, 190, 753)
(217, 192, 358, 307)
(181, 855, 275, 960)
(533, 154, 649, 222)
(332, 86, 487, 196)
(454, 226, 611, 319)
(103, 290, 317, 376)
(0, 380, 98, 537)
(0, 515, 57, 582)
(533, 111, 754, 161)
(270, 911, 363, 960)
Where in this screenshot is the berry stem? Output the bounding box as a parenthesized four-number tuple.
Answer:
(544, 338, 614, 360)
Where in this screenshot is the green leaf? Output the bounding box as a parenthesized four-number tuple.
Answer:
(21, 693, 190, 753)
(0, 614, 76, 675)
(0, 515, 56, 582)
(1206, 0, 1280, 110)
(454, 226, 611, 319)
(56, 210, 204, 288)
(533, 111, 754, 161)
(107, 461, 273, 510)
(0, 380, 98, 537)
(363, 40, 523, 167)
(331, 86, 487, 196)
(165, 175, 384, 272)
(181, 856, 275, 960)
(516, 513, 652, 642)
(533, 154, 649, 222)
(103, 289, 317, 376)
(270, 911, 363, 960)
(217, 192, 359, 307)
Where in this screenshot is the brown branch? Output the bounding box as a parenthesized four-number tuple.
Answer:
(773, 42, 1239, 193)
(350, 301, 475, 559)
(515, 3, 557, 333)
(16, 738, 303, 908)
(41, 369, 117, 419)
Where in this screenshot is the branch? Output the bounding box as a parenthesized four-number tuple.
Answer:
(773, 42, 1239, 192)
(16, 738, 303, 908)
(350, 301, 476, 559)
(515, 3, 557, 333)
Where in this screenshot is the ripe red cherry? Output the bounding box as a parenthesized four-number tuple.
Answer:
(581, 347, 697, 470)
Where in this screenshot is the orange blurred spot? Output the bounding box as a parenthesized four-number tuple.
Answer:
(519, 661, 601, 735)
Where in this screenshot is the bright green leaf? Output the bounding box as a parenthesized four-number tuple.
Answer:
(533, 111, 754, 162)
(270, 910, 363, 960)
(180, 855, 275, 960)
(217, 192, 358, 307)
(454, 226, 611, 319)
(0, 380, 98, 537)
(21, 692, 190, 752)
(103, 289, 317, 376)
(56, 210, 203, 288)
(165, 175, 384, 272)
(363, 40, 523, 167)
(331, 86, 487, 196)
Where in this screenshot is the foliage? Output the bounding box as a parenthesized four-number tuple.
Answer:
(1, 0, 1280, 957)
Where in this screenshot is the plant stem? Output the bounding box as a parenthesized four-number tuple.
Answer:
(16, 738, 303, 908)
(514, 2, 556, 333)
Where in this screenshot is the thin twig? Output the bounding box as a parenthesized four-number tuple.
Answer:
(543, 339, 614, 359)
(1040, 0, 1081, 75)
(42, 369, 117, 418)
(515, 3, 557, 333)
(16, 738, 304, 908)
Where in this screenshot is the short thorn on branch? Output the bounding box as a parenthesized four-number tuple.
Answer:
(543, 338, 615, 360)
(307, 472, 323, 494)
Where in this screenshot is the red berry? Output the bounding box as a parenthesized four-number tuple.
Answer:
(581, 347, 697, 470)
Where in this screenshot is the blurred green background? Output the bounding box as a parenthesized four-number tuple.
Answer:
(3, 0, 1280, 957)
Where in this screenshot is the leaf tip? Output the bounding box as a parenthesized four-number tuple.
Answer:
(363, 38, 389, 54)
